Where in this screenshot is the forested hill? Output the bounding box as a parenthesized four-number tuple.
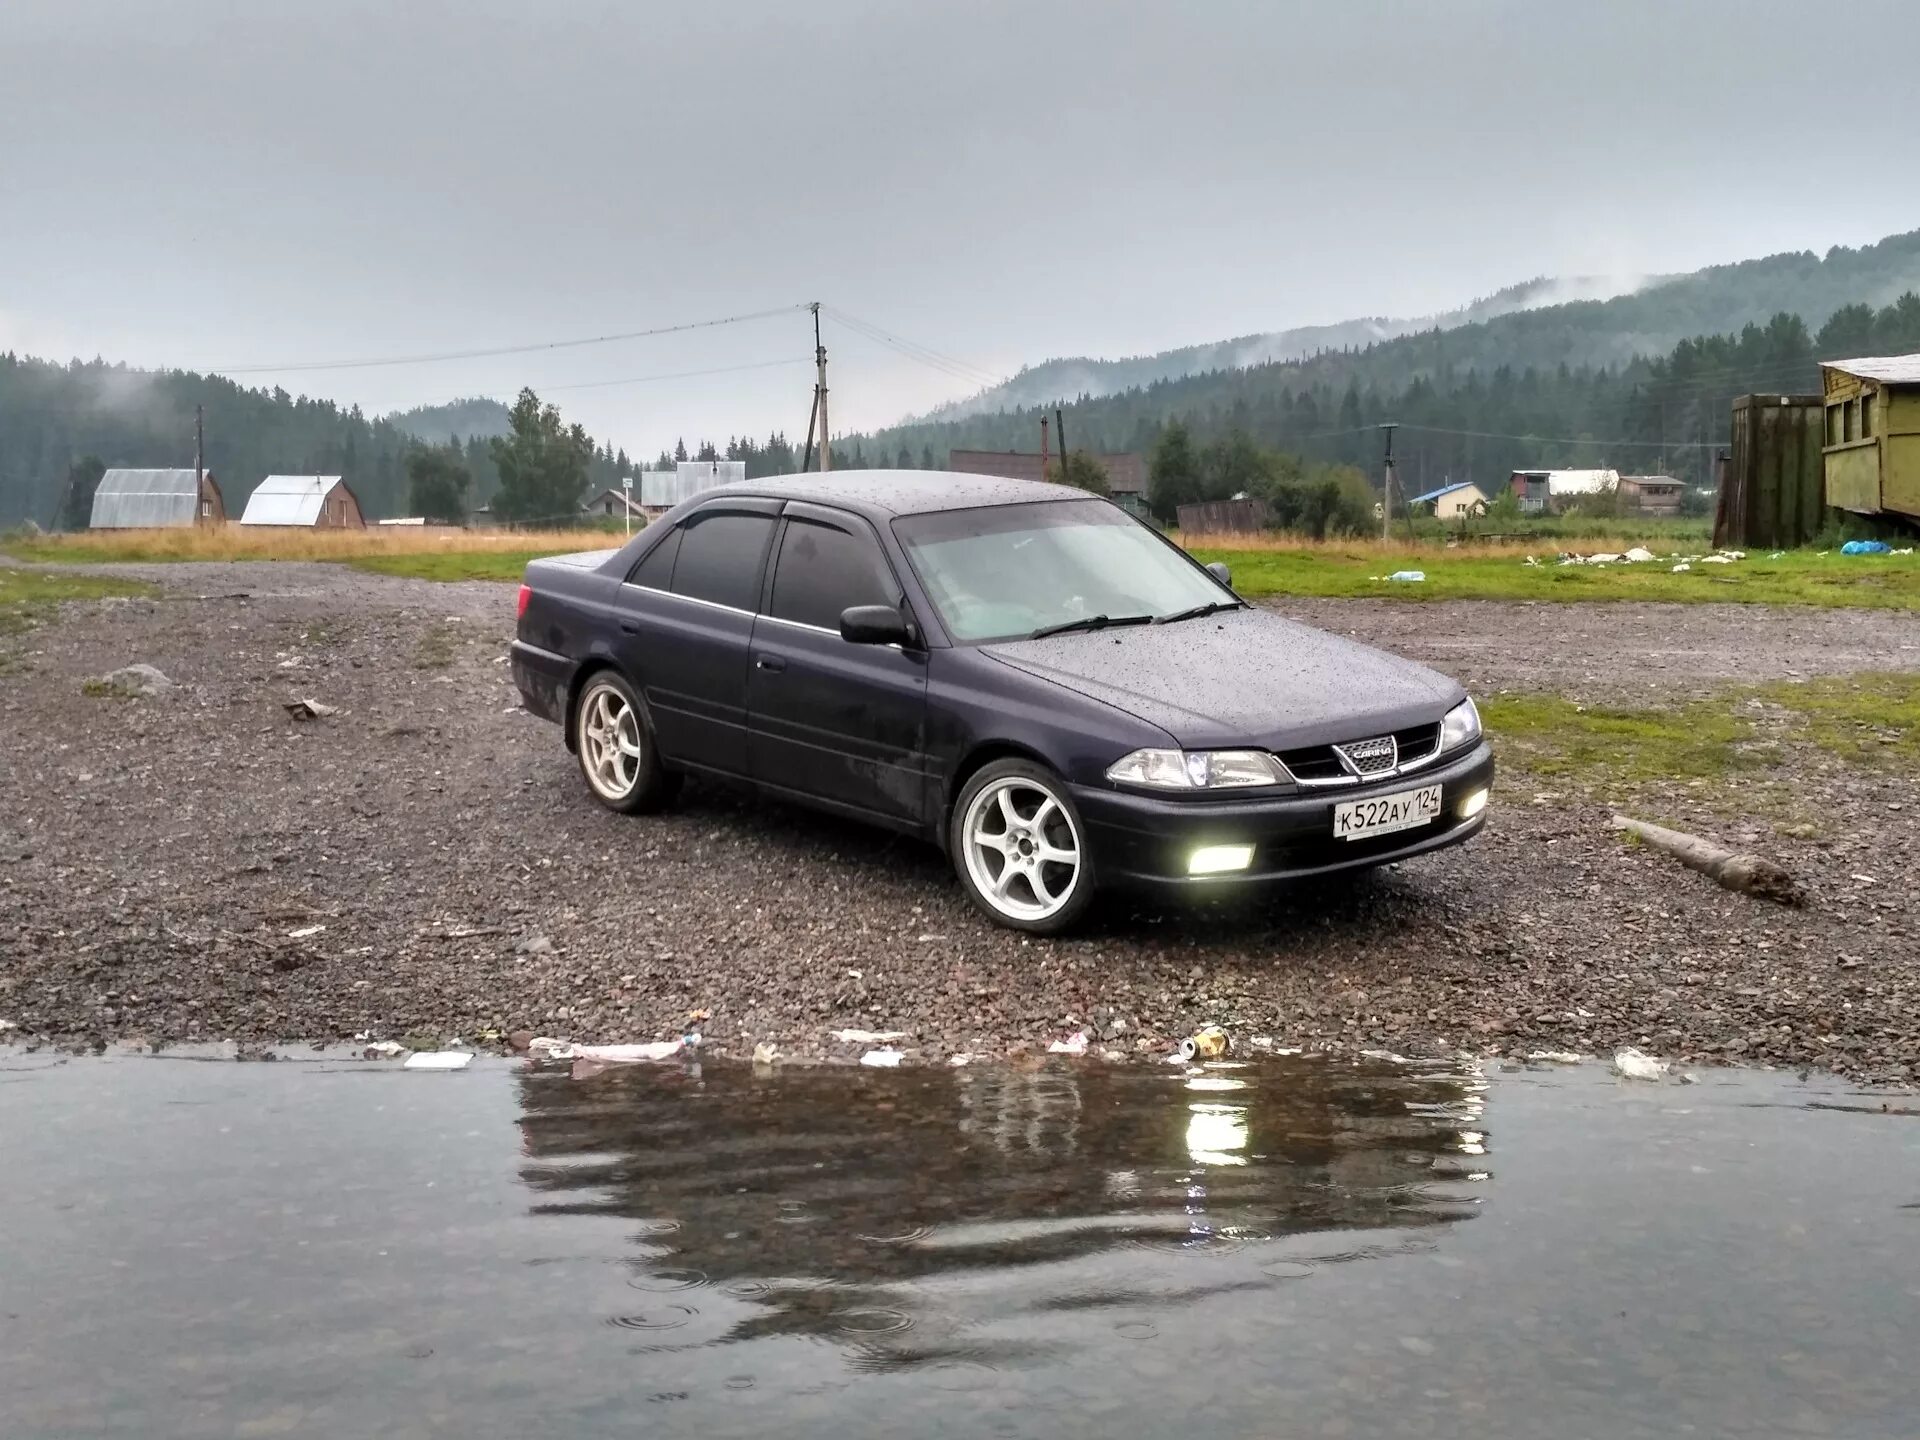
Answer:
(861, 229, 1920, 484)
(387, 396, 513, 445)
(0, 362, 631, 529)
(923, 272, 1662, 421)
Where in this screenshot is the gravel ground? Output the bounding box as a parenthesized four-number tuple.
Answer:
(3, 561, 1917, 1082)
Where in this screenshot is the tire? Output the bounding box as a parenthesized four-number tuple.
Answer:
(573, 670, 679, 814)
(950, 759, 1095, 934)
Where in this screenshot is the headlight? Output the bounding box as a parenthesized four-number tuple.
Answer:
(1105, 748, 1290, 790)
(1440, 697, 1482, 751)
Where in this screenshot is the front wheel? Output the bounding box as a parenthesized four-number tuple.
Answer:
(574, 670, 679, 814)
(950, 760, 1095, 934)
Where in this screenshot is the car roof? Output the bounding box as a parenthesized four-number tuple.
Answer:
(695, 469, 1095, 518)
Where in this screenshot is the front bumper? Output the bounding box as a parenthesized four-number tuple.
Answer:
(1073, 740, 1494, 893)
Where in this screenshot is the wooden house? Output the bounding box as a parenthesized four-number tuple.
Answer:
(1821, 356, 1920, 521)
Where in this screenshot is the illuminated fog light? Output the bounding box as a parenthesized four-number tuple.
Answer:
(1188, 844, 1254, 875)
(1458, 788, 1489, 820)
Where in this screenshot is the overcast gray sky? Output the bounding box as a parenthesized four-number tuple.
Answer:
(5, 0, 1916, 455)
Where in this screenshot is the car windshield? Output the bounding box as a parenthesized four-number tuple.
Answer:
(892, 500, 1235, 643)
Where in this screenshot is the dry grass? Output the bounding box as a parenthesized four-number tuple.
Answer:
(5, 524, 621, 565)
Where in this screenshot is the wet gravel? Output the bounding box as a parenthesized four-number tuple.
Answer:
(2, 562, 1916, 1082)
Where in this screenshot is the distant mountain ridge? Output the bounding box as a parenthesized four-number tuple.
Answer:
(919, 274, 1666, 421)
(857, 227, 1920, 467)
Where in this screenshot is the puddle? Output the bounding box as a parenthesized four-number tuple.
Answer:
(2, 1053, 1916, 1437)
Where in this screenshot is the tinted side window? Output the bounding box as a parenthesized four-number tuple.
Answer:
(669, 512, 775, 611)
(769, 520, 894, 630)
(627, 526, 681, 588)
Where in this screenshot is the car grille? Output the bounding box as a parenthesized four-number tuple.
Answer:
(1279, 722, 1442, 785)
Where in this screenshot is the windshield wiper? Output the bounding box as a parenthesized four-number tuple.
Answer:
(1028, 613, 1154, 640)
(1154, 600, 1245, 625)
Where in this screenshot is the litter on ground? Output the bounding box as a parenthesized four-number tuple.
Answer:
(860, 1048, 904, 1068)
(1048, 1031, 1090, 1055)
(403, 1051, 474, 1071)
(1612, 1047, 1669, 1082)
(528, 1036, 694, 1063)
(1179, 1025, 1231, 1061)
(832, 1028, 907, 1044)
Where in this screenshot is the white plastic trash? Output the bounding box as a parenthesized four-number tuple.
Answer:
(1385, 571, 1425, 583)
(1623, 547, 1655, 563)
(1612, 1047, 1669, 1082)
(860, 1048, 904, 1068)
(832, 1028, 907, 1044)
(1048, 1031, 1090, 1055)
(403, 1051, 473, 1071)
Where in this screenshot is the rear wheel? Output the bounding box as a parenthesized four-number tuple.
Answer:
(573, 671, 678, 814)
(950, 760, 1095, 934)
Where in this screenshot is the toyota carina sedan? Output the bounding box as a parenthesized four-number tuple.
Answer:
(511, 471, 1493, 932)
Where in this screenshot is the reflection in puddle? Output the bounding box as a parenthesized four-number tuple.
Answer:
(7, 1051, 1919, 1440)
(512, 1056, 1486, 1363)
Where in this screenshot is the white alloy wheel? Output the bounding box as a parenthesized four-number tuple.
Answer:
(960, 774, 1084, 923)
(578, 681, 644, 802)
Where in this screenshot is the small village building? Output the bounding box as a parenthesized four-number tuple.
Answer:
(947, 448, 1153, 518)
(582, 487, 646, 521)
(1715, 394, 1825, 550)
(239, 475, 365, 528)
(1507, 468, 1617, 515)
(1409, 480, 1487, 520)
(89, 468, 225, 528)
(1617, 475, 1685, 517)
(1820, 355, 1920, 521)
(637, 461, 746, 519)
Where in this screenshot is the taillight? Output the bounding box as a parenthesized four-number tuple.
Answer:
(516, 584, 532, 620)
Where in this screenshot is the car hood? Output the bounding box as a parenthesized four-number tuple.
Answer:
(980, 607, 1463, 749)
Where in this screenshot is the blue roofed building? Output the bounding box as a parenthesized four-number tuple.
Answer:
(1408, 480, 1488, 520)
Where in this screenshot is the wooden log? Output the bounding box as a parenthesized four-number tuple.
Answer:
(1611, 815, 1806, 907)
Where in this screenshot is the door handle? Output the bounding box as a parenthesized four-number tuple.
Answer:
(619, 621, 640, 634)
(755, 654, 786, 672)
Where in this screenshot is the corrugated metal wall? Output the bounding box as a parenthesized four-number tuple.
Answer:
(637, 461, 746, 508)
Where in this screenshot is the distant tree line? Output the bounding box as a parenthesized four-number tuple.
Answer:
(843, 293, 1920, 497)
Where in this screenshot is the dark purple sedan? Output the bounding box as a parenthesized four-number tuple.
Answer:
(513, 471, 1492, 932)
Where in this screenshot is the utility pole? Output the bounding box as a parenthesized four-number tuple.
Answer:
(194, 404, 205, 491)
(1039, 416, 1051, 480)
(1054, 406, 1068, 479)
(1379, 422, 1399, 540)
(812, 302, 831, 472)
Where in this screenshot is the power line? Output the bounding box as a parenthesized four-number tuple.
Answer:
(476, 356, 807, 399)
(823, 306, 1007, 389)
(1398, 423, 1720, 450)
(207, 302, 811, 376)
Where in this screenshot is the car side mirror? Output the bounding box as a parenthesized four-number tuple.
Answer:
(1206, 561, 1232, 587)
(840, 604, 911, 646)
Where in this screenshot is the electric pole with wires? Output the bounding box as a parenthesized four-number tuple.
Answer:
(1379, 422, 1399, 540)
(800, 302, 831, 472)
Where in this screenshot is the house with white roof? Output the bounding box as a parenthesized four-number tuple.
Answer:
(239, 475, 365, 528)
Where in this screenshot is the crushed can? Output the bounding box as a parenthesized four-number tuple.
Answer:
(1178, 1025, 1231, 1062)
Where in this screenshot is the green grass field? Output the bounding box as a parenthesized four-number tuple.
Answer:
(1195, 544, 1920, 610)
(0, 567, 153, 636)
(1483, 672, 1920, 819)
(8, 523, 1917, 606)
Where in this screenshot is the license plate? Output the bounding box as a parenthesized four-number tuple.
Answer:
(1333, 783, 1442, 841)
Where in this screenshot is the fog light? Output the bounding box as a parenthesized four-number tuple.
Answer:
(1458, 788, 1489, 820)
(1188, 844, 1254, 875)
